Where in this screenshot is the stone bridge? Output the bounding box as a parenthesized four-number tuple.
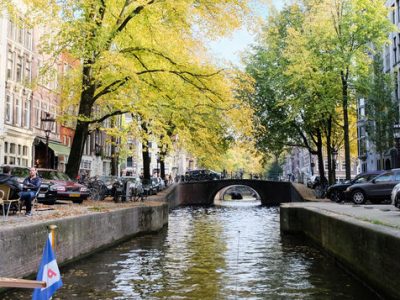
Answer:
(167, 179, 304, 207)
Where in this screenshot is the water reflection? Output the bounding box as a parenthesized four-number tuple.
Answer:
(2, 205, 380, 299)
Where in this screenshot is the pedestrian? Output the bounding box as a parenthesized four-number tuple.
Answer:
(20, 167, 41, 216)
(0, 165, 21, 199)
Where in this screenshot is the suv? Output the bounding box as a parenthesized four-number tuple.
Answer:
(326, 171, 383, 202)
(344, 169, 400, 204)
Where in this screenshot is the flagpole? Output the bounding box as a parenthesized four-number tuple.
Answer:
(0, 278, 46, 289)
(47, 224, 57, 250)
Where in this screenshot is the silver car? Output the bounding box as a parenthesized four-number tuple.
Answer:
(391, 182, 400, 208)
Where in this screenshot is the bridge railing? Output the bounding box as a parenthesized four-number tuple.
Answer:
(174, 172, 289, 182)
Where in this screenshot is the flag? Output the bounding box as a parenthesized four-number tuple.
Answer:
(32, 235, 63, 300)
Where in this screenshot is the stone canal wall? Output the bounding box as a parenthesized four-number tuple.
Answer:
(280, 203, 400, 300)
(0, 203, 168, 280)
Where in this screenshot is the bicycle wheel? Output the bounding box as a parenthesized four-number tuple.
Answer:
(314, 184, 326, 199)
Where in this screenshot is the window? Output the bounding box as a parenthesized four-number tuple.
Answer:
(5, 95, 12, 123)
(7, 20, 14, 39)
(4, 142, 8, 153)
(34, 100, 40, 127)
(25, 29, 32, 50)
(7, 51, 13, 80)
(23, 146, 27, 156)
(393, 5, 396, 24)
(10, 143, 15, 154)
(17, 24, 23, 44)
(24, 99, 30, 128)
(375, 173, 393, 183)
(16, 56, 22, 82)
(398, 0, 400, 21)
(15, 97, 22, 126)
(18, 145, 21, 155)
(25, 59, 31, 83)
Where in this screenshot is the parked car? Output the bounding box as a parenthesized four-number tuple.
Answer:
(113, 176, 144, 202)
(141, 178, 158, 195)
(0, 165, 58, 205)
(326, 171, 384, 202)
(344, 169, 400, 204)
(36, 169, 90, 204)
(185, 169, 221, 181)
(306, 175, 320, 189)
(391, 182, 400, 208)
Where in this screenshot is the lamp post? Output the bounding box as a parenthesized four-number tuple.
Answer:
(393, 124, 400, 168)
(41, 113, 55, 168)
(332, 149, 338, 183)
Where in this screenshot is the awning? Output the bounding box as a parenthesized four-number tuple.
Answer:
(48, 142, 71, 156)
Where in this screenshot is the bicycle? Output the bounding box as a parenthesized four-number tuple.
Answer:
(314, 177, 329, 199)
(81, 177, 107, 201)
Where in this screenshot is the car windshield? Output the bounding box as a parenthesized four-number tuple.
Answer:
(11, 167, 29, 178)
(38, 170, 71, 181)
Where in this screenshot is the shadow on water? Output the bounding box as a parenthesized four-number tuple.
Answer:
(2, 203, 382, 299)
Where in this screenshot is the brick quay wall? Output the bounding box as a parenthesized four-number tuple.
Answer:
(0, 203, 168, 280)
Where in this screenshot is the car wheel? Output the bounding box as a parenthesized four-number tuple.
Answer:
(72, 199, 83, 204)
(330, 190, 342, 203)
(395, 195, 400, 208)
(352, 190, 366, 204)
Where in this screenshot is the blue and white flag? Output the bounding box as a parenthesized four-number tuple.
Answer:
(32, 235, 63, 300)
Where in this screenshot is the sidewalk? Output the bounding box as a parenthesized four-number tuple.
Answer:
(0, 185, 174, 229)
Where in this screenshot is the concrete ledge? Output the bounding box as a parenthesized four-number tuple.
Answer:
(0, 203, 168, 279)
(281, 203, 400, 299)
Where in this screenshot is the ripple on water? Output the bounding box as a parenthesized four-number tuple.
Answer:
(1, 205, 381, 299)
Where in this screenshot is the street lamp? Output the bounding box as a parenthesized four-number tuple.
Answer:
(393, 124, 400, 168)
(41, 112, 55, 168)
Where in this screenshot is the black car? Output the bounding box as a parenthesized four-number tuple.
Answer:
(326, 171, 383, 202)
(0, 165, 58, 205)
(344, 169, 400, 204)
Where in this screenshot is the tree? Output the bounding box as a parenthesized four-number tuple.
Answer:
(364, 53, 398, 168)
(28, 0, 254, 178)
(302, 0, 394, 179)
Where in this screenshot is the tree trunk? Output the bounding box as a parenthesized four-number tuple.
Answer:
(142, 141, 151, 180)
(316, 129, 326, 181)
(66, 120, 89, 179)
(65, 64, 96, 179)
(341, 69, 351, 180)
(160, 159, 165, 180)
(326, 118, 334, 185)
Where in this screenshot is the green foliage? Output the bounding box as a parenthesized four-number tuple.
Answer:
(364, 53, 398, 157)
(26, 0, 257, 176)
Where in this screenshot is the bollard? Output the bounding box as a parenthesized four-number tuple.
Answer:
(47, 224, 58, 250)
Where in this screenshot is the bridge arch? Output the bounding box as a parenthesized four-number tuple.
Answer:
(214, 184, 261, 203)
(173, 179, 295, 206)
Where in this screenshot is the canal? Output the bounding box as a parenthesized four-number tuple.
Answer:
(3, 201, 380, 299)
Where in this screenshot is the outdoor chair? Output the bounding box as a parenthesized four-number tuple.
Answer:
(19, 189, 40, 215)
(0, 184, 20, 221)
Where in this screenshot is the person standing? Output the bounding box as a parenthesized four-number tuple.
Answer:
(20, 167, 41, 216)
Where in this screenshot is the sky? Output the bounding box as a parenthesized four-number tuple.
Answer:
(208, 0, 285, 67)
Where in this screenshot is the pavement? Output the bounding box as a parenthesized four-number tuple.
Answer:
(0, 185, 175, 229)
(290, 182, 400, 230)
(286, 201, 400, 230)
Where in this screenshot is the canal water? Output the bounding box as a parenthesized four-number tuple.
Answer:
(3, 201, 380, 299)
